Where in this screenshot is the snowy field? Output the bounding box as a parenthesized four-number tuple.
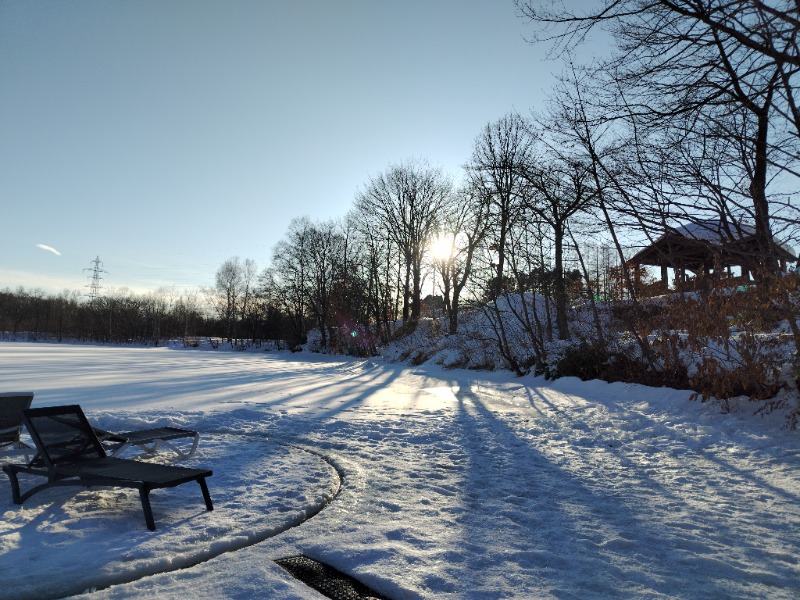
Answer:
(1, 342, 799, 599)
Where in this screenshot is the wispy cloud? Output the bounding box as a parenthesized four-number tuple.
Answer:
(35, 243, 62, 256)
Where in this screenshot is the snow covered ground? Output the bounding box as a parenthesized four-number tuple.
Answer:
(0, 342, 799, 599)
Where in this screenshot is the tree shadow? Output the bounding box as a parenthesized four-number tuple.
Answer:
(440, 381, 786, 598)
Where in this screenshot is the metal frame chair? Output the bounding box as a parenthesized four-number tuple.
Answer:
(94, 425, 200, 460)
(2, 404, 213, 531)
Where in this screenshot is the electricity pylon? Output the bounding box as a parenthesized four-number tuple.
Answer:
(84, 256, 107, 303)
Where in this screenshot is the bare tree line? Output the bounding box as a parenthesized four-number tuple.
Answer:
(0, 287, 207, 345)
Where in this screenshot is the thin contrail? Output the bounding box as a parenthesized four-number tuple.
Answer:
(35, 243, 61, 256)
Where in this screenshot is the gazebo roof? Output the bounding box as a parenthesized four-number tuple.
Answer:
(630, 220, 796, 272)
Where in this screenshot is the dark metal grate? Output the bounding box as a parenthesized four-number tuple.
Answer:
(275, 555, 389, 600)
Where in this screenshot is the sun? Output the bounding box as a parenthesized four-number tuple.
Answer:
(430, 235, 453, 261)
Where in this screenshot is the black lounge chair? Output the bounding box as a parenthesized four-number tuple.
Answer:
(0, 392, 34, 463)
(2, 405, 213, 531)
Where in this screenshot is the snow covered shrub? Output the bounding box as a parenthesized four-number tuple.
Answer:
(610, 299, 666, 333)
(332, 316, 378, 357)
(650, 330, 690, 378)
(478, 292, 555, 376)
(652, 285, 791, 412)
(552, 341, 605, 380)
(303, 328, 323, 352)
(550, 335, 687, 387)
(786, 353, 800, 428)
(383, 318, 440, 365)
(587, 287, 790, 402)
(687, 330, 785, 409)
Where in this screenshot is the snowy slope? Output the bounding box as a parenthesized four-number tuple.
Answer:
(0, 343, 798, 599)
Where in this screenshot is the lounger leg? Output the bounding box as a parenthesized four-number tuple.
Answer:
(2, 465, 22, 504)
(198, 477, 213, 511)
(160, 433, 200, 460)
(109, 442, 131, 457)
(139, 487, 156, 531)
(1, 465, 54, 505)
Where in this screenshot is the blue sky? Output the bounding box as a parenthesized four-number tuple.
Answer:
(1, 0, 580, 295)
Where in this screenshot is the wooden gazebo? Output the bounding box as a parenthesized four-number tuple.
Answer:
(629, 220, 796, 289)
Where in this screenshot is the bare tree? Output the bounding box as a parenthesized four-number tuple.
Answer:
(212, 256, 255, 346)
(538, 73, 661, 367)
(304, 219, 348, 350)
(519, 157, 598, 339)
(265, 219, 312, 348)
(432, 186, 491, 334)
(354, 159, 452, 327)
(173, 290, 202, 339)
(466, 113, 536, 299)
(266, 217, 361, 351)
(349, 209, 401, 343)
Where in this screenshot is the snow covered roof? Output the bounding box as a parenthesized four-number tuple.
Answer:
(672, 220, 752, 242)
(673, 220, 795, 254)
(630, 219, 797, 270)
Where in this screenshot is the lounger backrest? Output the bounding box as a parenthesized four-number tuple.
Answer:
(0, 392, 34, 446)
(22, 405, 106, 466)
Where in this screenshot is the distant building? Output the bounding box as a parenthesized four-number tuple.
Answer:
(421, 294, 445, 317)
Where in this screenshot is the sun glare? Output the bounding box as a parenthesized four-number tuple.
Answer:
(431, 236, 453, 261)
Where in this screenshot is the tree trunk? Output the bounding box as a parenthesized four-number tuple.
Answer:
(553, 224, 569, 340)
(750, 86, 778, 277)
